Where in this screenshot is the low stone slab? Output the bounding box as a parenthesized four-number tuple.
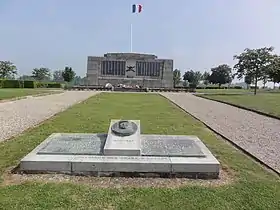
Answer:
(20, 154, 219, 176)
(36, 133, 207, 157)
(141, 135, 206, 157)
(20, 133, 220, 177)
(38, 133, 107, 155)
(72, 156, 172, 173)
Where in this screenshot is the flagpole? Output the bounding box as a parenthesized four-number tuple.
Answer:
(130, 23, 133, 53)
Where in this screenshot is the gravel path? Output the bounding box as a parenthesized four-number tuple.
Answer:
(160, 92, 280, 174)
(0, 91, 99, 142)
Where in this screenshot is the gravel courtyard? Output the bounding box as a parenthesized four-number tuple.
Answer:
(161, 92, 280, 174)
(0, 91, 99, 142)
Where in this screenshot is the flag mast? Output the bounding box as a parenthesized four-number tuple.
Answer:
(131, 4, 142, 53)
(130, 23, 133, 53)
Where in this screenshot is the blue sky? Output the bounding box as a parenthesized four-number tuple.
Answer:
(1, 0, 280, 83)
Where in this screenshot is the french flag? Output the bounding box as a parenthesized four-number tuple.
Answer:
(132, 4, 142, 13)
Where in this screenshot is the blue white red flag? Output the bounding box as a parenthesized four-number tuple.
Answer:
(132, 4, 142, 13)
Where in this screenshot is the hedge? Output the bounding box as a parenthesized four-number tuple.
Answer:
(23, 81, 36, 88)
(0, 80, 22, 88)
(0, 79, 61, 89)
(48, 83, 61, 88)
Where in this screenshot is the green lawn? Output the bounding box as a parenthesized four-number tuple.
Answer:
(200, 93, 280, 118)
(195, 88, 280, 94)
(196, 88, 249, 94)
(0, 88, 61, 100)
(0, 93, 279, 209)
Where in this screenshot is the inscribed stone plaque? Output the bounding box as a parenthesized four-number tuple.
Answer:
(38, 133, 107, 155)
(141, 135, 205, 157)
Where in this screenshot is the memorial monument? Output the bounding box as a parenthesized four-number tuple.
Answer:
(86, 53, 173, 88)
(20, 120, 220, 178)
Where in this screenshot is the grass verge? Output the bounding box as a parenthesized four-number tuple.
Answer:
(199, 93, 280, 118)
(0, 93, 279, 209)
(0, 88, 62, 100)
(195, 88, 280, 94)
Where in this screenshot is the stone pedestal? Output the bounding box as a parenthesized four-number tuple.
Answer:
(103, 120, 141, 156)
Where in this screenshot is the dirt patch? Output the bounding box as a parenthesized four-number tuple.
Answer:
(1, 166, 235, 188)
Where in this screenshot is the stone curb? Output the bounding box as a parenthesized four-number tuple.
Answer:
(159, 94, 280, 177)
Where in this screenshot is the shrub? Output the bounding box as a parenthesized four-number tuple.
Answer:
(47, 83, 61, 88)
(189, 83, 197, 89)
(1, 79, 21, 88)
(205, 86, 219, 89)
(35, 82, 61, 88)
(0, 80, 3, 88)
(23, 80, 36, 88)
(35, 82, 48, 88)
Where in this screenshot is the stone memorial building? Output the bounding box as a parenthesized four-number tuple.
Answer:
(86, 53, 173, 88)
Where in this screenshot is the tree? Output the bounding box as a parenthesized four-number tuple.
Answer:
(183, 70, 201, 86)
(173, 69, 181, 87)
(53, 70, 64, 82)
(228, 72, 236, 88)
(0, 61, 17, 79)
(267, 55, 280, 89)
(233, 47, 274, 95)
(194, 71, 202, 85)
(73, 76, 83, 85)
(62, 67, 76, 82)
(244, 74, 253, 89)
(32, 68, 51, 81)
(208, 64, 232, 88)
(183, 70, 194, 83)
(202, 71, 210, 85)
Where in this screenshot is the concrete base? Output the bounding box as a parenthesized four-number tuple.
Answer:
(20, 133, 220, 178)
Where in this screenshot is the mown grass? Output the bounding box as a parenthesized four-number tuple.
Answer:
(196, 88, 249, 94)
(195, 88, 280, 94)
(0, 93, 279, 210)
(200, 93, 280, 118)
(0, 88, 60, 100)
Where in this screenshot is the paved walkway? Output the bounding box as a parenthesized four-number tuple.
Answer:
(160, 92, 280, 174)
(0, 91, 99, 142)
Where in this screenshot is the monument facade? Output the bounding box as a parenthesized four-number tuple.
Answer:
(87, 53, 173, 88)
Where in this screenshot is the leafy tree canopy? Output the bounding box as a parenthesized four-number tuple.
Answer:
(234, 47, 274, 94)
(32, 68, 51, 81)
(53, 70, 64, 82)
(208, 64, 232, 88)
(183, 70, 201, 86)
(62, 67, 76, 82)
(0, 61, 17, 79)
(173, 69, 181, 87)
(267, 55, 280, 84)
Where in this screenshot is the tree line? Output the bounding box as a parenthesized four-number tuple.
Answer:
(173, 46, 280, 95)
(0, 61, 76, 83)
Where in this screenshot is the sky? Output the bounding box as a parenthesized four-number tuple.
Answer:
(1, 0, 280, 85)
